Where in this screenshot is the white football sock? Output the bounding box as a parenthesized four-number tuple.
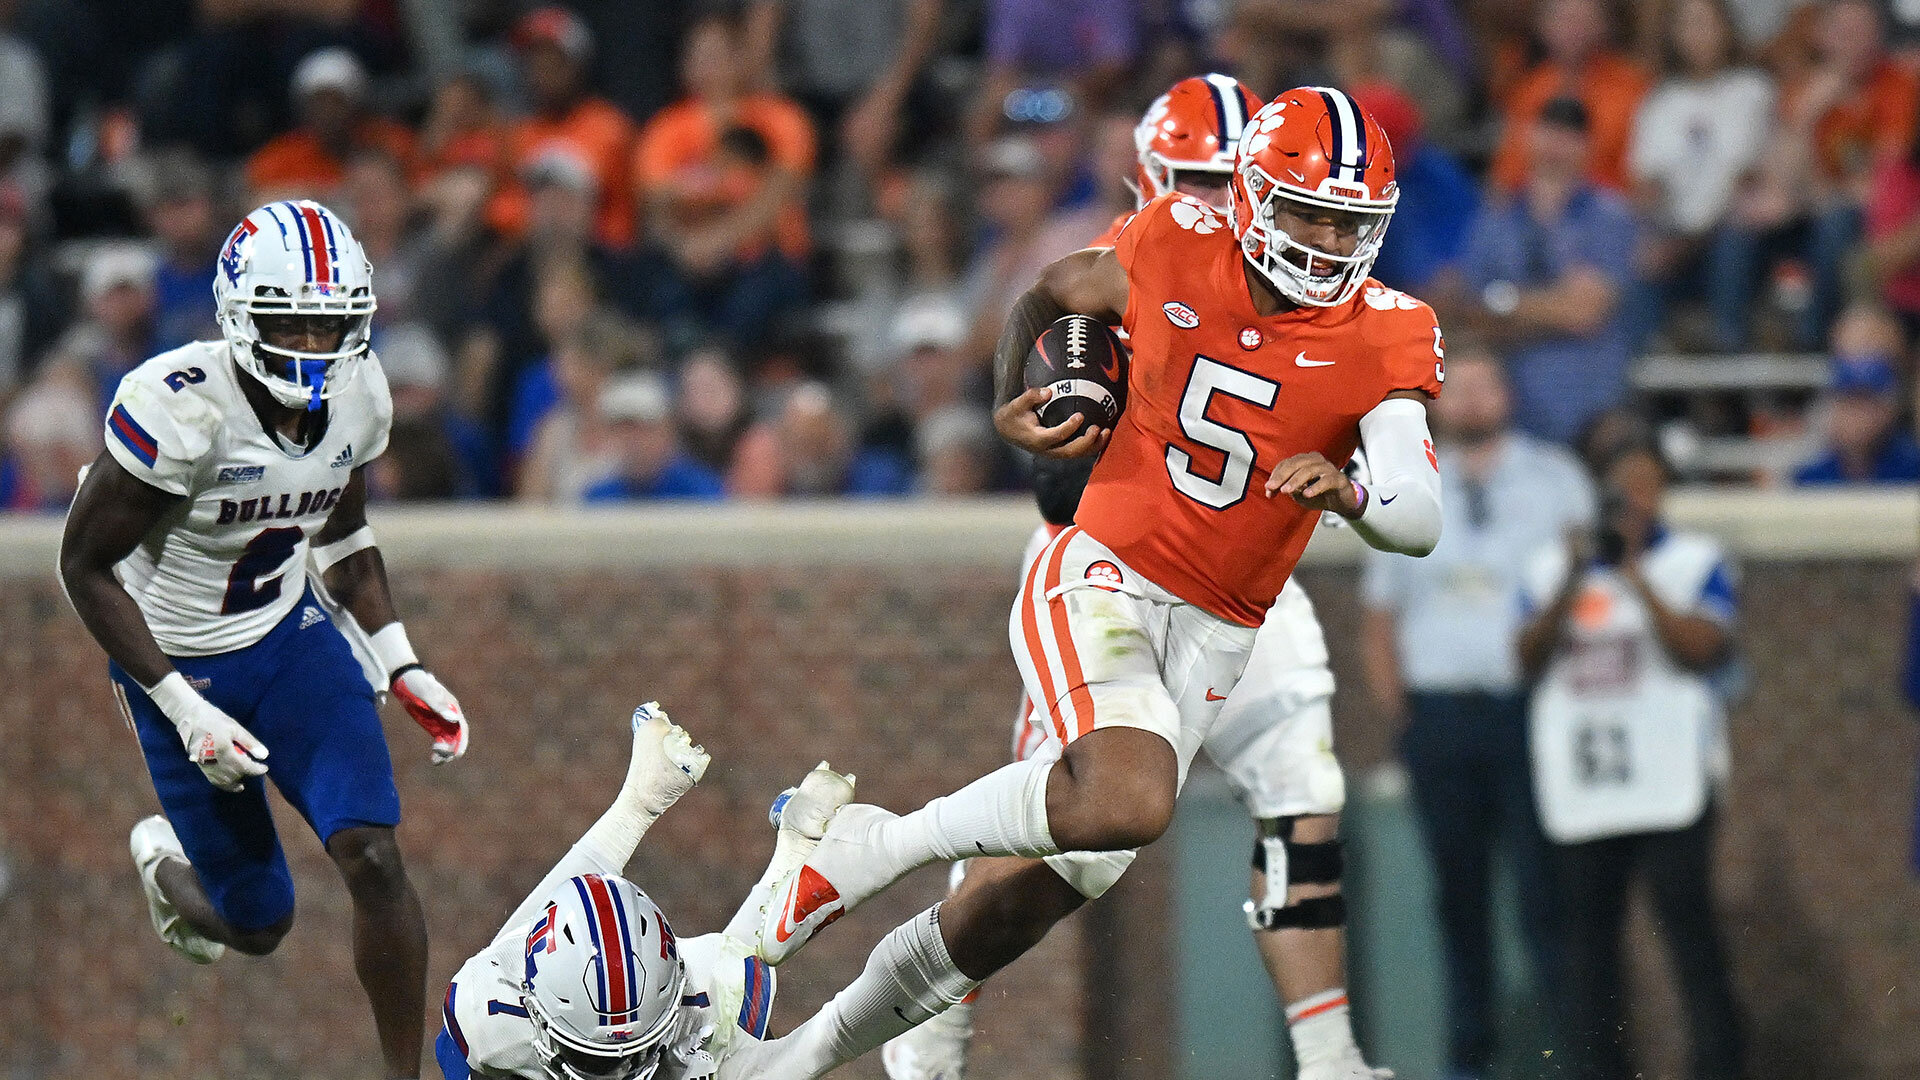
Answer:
(878, 758, 1058, 870)
(763, 904, 978, 1080)
(1286, 988, 1361, 1068)
(578, 729, 674, 867)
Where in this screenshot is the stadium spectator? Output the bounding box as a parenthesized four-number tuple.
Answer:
(581, 374, 726, 502)
(0, 10, 49, 230)
(1361, 348, 1595, 1080)
(860, 298, 971, 469)
(676, 343, 752, 475)
(245, 48, 417, 205)
(373, 322, 496, 500)
(340, 149, 430, 327)
(1489, 0, 1650, 194)
(59, 243, 158, 411)
(134, 150, 222, 352)
(743, 0, 945, 185)
(730, 382, 912, 497)
(966, 0, 1140, 147)
(1624, 0, 1774, 351)
(914, 404, 999, 494)
(516, 308, 653, 504)
(418, 71, 506, 182)
(1518, 438, 1747, 1080)
(1437, 97, 1639, 444)
(488, 6, 638, 250)
(636, 8, 817, 345)
(1794, 305, 1920, 484)
(1862, 126, 1920, 336)
(0, 185, 62, 400)
(1711, 0, 1917, 350)
(1353, 82, 1479, 294)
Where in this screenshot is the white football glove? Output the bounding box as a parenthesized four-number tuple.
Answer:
(146, 672, 269, 792)
(630, 702, 710, 816)
(391, 667, 469, 765)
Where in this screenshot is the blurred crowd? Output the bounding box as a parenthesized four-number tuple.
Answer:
(3, 0, 1920, 510)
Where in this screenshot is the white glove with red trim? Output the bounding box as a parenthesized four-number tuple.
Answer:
(147, 672, 270, 791)
(371, 623, 469, 765)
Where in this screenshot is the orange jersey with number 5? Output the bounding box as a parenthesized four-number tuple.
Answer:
(1074, 194, 1446, 626)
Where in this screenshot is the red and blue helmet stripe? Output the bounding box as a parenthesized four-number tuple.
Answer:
(573, 874, 642, 1025)
(262, 200, 343, 289)
(736, 956, 773, 1039)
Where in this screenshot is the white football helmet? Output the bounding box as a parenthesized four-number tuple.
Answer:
(213, 200, 376, 411)
(522, 874, 686, 1080)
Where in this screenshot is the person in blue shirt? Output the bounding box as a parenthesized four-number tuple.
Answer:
(1793, 308, 1920, 485)
(1434, 96, 1639, 445)
(581, 374, 726, 502)
(1356, 84, 1479, 295)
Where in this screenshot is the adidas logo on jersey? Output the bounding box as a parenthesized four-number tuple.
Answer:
(331, 445, 354, 469)
(217, 464, 266, 484)
(299, 606, 325, 630)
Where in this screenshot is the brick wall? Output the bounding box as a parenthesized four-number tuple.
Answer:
(2, 558, 1913, 1080)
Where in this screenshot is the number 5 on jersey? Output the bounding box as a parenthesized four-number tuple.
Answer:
(1166, 356, 1280, 509)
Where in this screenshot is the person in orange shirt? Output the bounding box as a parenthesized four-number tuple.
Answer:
(1707, 0, 1917, 350)
(488, 7, 638, 250)
(244, 49, 418, 206)
(634, 9, 816, 343)
(1489, 0, 1650, 193)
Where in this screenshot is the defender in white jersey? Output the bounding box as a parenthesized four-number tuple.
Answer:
(438, 703, 855, 1080)
(59, 201, 469, 1079)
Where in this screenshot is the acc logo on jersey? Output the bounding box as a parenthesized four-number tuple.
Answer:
(1084, 561, 1124, 590)
(1168, 198, 1223, 234)
(1163, 301, 1199, 328)
(219, 219, 258, 286)
(1362, 286, 1421, 312)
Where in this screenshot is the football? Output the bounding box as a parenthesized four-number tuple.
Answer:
(1024, 314, 1129, 431)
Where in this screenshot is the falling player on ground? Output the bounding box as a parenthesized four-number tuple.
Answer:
(436, 703, 855, 1080)
(723, 87, 1443, 1080)
(885, 73, 1380, 1080)
(59, 200, 470, 1079)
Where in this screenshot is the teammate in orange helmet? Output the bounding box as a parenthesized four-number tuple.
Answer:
(723, 88, 1441, 1080)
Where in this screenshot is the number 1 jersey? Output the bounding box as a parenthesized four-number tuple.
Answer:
(100, 341, 392, 656)
(1074, 193, 1445, 627)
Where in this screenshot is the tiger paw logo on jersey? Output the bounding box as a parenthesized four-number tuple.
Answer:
(1363, 286, 1422, 312)
(1168, 197, 1223, 234)
(1084, 561, 1124, 590)
(1239, 327, 1262, 350)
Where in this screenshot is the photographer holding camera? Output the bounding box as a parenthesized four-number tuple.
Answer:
(1516, 439, 1746, 1080)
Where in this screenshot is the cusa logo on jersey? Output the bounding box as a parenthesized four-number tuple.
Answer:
(1162, 301, 1199, 328)
(216, 486, 344, 525)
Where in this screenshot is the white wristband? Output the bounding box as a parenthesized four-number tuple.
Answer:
(143, 671, 200, 723)
(368, 622, 420, 677)
(312, 526, 377, 574)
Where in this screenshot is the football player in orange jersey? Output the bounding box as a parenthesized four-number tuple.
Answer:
(722, 89, 1440, 1080)
(885, 73, 1386, 1080)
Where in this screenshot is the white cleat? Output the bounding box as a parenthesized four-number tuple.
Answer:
(129, 815, 224, 965)
(882, 1001, 975, 1080)
(757, 802, 906, 965)
(630, 702, 711, 816)
(768, 762, 856, 840)
(1298, 1058, 1394, 1080)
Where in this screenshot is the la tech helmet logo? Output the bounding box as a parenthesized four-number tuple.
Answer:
(1163, 301, 1199, 328)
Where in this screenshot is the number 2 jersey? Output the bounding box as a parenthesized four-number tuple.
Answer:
(101, 341, 392, 656)
(1074, 193, 1445, 627)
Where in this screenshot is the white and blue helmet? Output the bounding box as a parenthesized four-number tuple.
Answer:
(213, 200, 376, 411)
(522, 874, 686, 1080)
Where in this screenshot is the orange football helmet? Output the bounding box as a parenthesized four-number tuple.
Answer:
(1133, 74, 1264, 207)
(1229, 86, 1398, 308)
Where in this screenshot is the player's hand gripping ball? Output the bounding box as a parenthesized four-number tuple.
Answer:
(1025, 314, 1129, 430)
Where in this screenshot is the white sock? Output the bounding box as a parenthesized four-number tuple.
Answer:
(773, 904, 979, 1079)
(1286, 988, 1360, 1068)
(878, 758, 1057, 870)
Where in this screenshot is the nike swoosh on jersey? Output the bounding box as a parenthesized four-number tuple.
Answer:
(1380, 494, 1398, 505)
(1294, 352, 1336, 367)
(1205, 688, 1228, 701)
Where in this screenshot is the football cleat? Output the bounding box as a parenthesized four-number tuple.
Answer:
(1297, 1056, 1395, 1080)
(130, 815, 225, 965)
(757, 803, 905, 966)
(882, 1001, 975, 1080)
